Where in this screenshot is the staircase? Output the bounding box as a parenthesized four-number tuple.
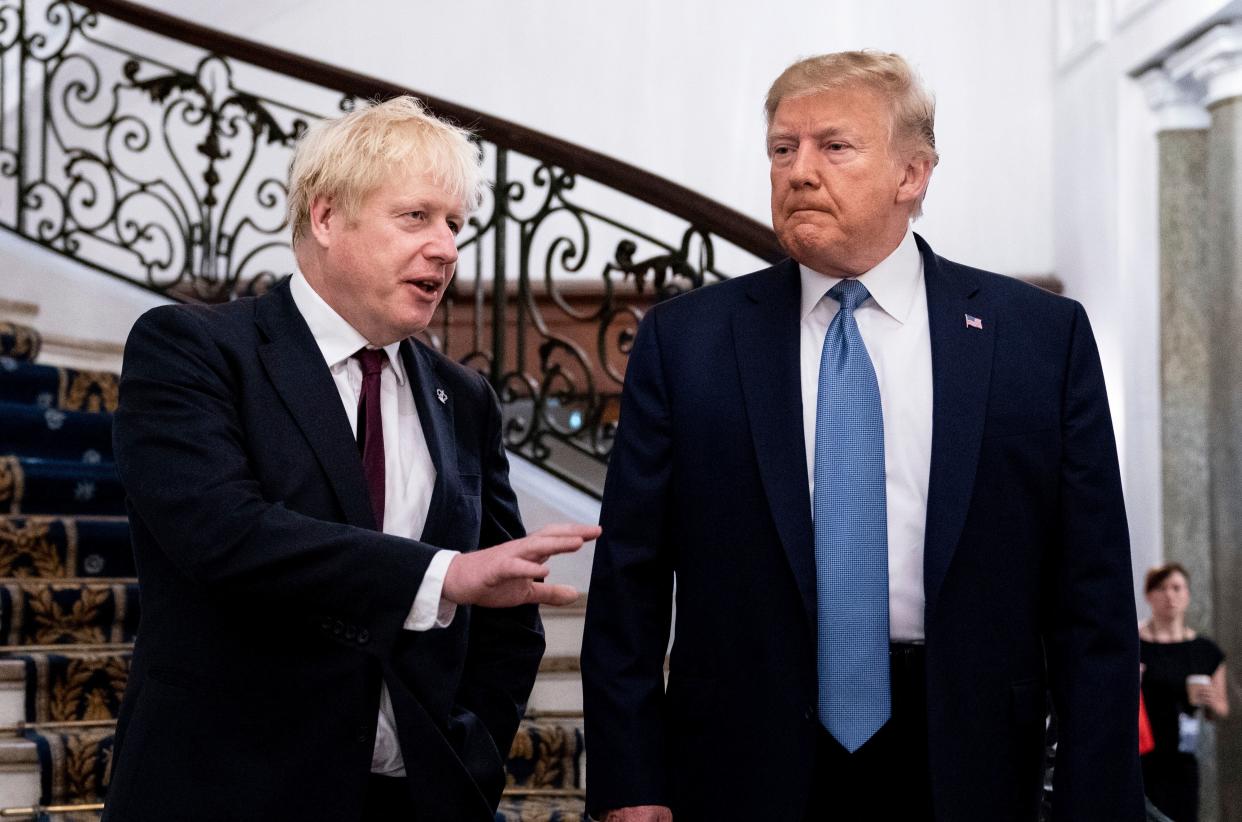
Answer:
(0, 322, 589, 820)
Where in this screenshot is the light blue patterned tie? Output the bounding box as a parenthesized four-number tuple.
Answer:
(814, 279, 890, 752)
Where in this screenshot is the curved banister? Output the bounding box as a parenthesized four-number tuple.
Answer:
(75, 0, 784, 263)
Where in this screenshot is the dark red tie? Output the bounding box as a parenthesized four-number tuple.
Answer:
(352, 348, 386, 530)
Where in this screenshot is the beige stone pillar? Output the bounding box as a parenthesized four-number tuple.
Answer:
(1138, 67, 1212, 630)
(1167, 21, 1242, 821)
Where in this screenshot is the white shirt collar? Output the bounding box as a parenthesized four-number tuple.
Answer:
(288, 272, 406, 385)
(798, 226, 921, 324)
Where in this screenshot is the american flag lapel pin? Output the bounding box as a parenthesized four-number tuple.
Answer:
(964, 314, 983, 330)
(436, 388, 448, 404)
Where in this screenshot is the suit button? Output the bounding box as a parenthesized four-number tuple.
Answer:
(357, 629, 370, 645)
(803, 707, 816, 723)
(332, 620, 344, 636)
(356, 726, 369, 744)
(344, 625, 357, 641)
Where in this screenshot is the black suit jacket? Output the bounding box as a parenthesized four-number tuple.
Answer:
(581, 236, 1143, 821)
(104, 280, 540, 822)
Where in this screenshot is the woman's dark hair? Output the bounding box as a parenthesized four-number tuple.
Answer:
(1144, 562, 1190, 594)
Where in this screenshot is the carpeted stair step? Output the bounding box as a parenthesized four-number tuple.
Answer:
(540, 600, 585, 659)
(0, 648, 585, 769)
(0, 714, 585, 810)
(0, 648, 131, 725)
(0, 324, 42, 364)
(21, 724, 114, 806)
(0, 735, 50, 812)
(495, 792, 587, 822)
(2, 714, 584, 791)
(0, 654, 586, 748)
(0, 403, 114, 463)
(0, 582, 139, 648)
(0, 638, 588, 729)
(0, 593, 580, 708)
(0, 801, 591, 822)
(0, 517, 135, 580)
(505, 717, 584, 792)
(529, 655, 582, 714)
(0, 809, 102, 822)
(0, 457, 126, 517)
(0, 362, 118, 414)
(0, 647, 582, 778)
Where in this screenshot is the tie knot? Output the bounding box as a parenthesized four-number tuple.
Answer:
(828, 279, 870, 313)
(352, 348, 386, 377)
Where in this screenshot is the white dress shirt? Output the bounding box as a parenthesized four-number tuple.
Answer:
(289, 272, 457, 776)
(799, 228, 932, 642)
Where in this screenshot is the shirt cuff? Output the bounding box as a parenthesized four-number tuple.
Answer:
(403, 549, 460, 631)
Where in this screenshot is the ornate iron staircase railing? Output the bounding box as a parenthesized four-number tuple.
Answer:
(0, 0, 784, 497)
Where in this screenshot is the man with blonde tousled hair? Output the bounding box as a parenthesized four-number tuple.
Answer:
(106, 95, 598, 822)
(583, 51, 1142, 820)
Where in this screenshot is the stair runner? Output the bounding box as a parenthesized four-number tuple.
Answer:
(0, 325, 588, 821)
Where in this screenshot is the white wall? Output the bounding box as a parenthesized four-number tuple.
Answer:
(0, 232, 167, 371)
(1052, 0, 1239, 608)
(133, 0, 1056, 278)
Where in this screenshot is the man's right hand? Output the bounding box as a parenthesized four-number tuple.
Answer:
(601, 807, 673, 822)
(441, 523, 600, 608)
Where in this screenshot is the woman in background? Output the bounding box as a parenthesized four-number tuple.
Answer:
(1140, 563, 1230, 822)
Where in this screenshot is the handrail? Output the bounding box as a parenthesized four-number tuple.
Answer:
(74, 0, 782, 263)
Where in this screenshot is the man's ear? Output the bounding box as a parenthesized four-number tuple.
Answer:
(308, 194, 335, 248)
(895, 154, 933, 207)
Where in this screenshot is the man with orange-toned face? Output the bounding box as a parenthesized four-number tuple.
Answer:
(583, 52, 1143, 821)
(106, 96, 598, 822)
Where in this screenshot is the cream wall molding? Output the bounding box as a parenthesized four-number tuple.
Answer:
(1137, 67, 1212, 129)
(1166, 20, 1242, 106)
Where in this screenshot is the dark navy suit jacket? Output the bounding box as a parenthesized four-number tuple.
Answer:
(105, 280, 539, 821)
(582, 236, 1143, 821)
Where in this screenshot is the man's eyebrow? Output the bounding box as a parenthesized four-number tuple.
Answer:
(767, 124, 851, 144)
(392, 198, 428, 212)
(392, 198, 466, 222)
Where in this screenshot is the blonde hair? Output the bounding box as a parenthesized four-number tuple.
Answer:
(765, 51, 939, 217)
(287, 95, 486, 244)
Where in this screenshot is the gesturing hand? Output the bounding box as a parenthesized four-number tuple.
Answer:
(442, 523, 601, 608)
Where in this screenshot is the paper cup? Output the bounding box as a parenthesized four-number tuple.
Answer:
(1187, 674, 1212, 705)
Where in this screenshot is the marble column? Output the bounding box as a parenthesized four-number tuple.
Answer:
(1168, 21, 1242, 822)
(1138, 68, 1212, 631)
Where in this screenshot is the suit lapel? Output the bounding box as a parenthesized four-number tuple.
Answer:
(255, 282, 376, 530)
(733, 260, 816, 630)
(400, 340, 457, 546)
(919, 235, 995, 615)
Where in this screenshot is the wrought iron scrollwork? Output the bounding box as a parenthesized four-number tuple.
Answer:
(0, 0, 766, 495)
(3, 2, 313, 300)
